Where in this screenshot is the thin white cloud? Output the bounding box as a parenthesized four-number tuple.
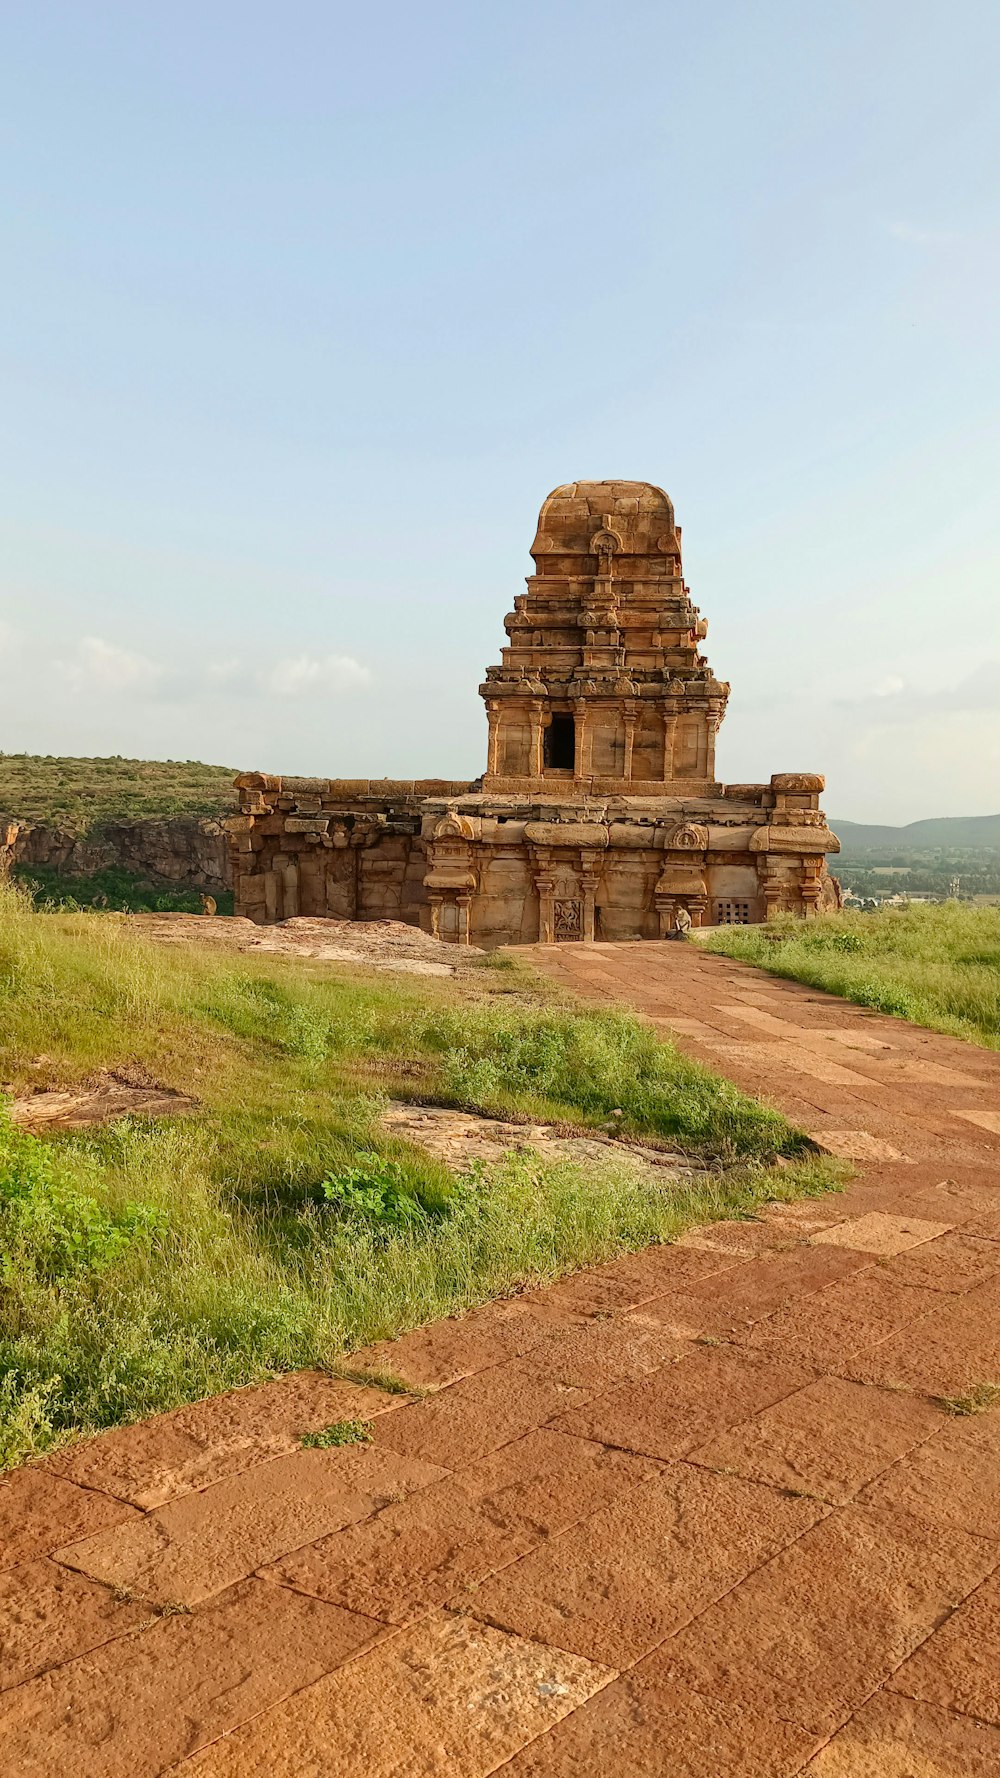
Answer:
(56, 635, 161, 692)
(265, 653, 372, 696)
(886, 221, 959, 247)
(870, 674, 905, 698)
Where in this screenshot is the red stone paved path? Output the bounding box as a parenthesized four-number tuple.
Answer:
(2, 942, 1000, 1775)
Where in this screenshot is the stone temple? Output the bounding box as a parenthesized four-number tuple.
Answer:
(230, 481, 840, 943)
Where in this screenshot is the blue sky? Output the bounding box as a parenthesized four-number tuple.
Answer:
(1, 1, 997, 822)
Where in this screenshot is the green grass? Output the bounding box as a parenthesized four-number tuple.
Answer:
(702, 903, 1000, 1049)
(300, 1419, 374, 1448)
(13, 862, 235, 917)
(0, 879, 840, 1468)
(0, 754, 237, 831)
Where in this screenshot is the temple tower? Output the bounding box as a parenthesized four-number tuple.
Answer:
(479, 481, 730, 793)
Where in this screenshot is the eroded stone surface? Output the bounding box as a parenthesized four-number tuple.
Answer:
(497, 1672, 821, 1777)
(54, 1446, 446, 1607)
(553, 1344, 816, 1461)
(811, 1211, 953, 1255)
(693, 1375, 944, 1503)
(470, 1461, 824, 1665)
(374, 1361, 590, 1470)
(653, 1504, 997, 1734)
(859, 1405, 1000, 1539)
(174, 1609, 613, 1777)
(891, 1571, 1000, 1725)
(0, 1469, 138, 1571)
(0, 1558, 146, 1692)
(45, 1372, 408, 1509)
(0, 1577, 383, 1776)
(804, 1691, 1000, 1775)
(265, 1430, 660, 1624)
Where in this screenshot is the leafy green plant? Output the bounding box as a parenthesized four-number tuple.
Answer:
(0, 1119, 165, 1283)
(319, 1153, 432, 1229)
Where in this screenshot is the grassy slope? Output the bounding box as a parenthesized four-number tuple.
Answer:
(0, 754, 238, 830)
(0, 882, 838, 1467)
(703, 903, 1000, 1049)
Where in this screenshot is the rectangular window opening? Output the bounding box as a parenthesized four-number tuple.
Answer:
(714, 900, 752, 925)
(544, 713, 575, 770)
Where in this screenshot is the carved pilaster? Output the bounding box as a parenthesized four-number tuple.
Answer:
(486, 701, 500, 776)
(662, 714, 677, 782)
(529, 700, 544, 777)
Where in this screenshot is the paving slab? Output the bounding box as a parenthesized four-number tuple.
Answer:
(635, 1244, 870, 1341)
(553, 1343, 818, 1460)
(0, 1577, 384, 1777)
(496, 1672, 821, 1776)
(54, 1445, 446, 1607)
(0, 1557, 148, 1692)
(264, 1429, 660, 1624)
(743, 1270, 942, 1366)
(173, 1609, 613, 1777)
(469, 1461, 824, 1666)
(43, 1371, 408, 1510)
(858, 1404, 1000, 1539)
(890, 1570, 1000, 1727)
(652, 1503, 997, 1735)
(844, 1278, 1000, 1396)
(372, 1359, 590, 1469)
(803, 1691, 1000, 1775)
(810, 1210, 953, 1255)
(0, 1468, 140, 1571)
(692, 1374, 945, 1503)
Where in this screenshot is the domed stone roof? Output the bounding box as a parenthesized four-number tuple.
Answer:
(530, 481, 678, 559)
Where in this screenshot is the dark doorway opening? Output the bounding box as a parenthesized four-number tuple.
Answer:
(544, 713, 575, 770)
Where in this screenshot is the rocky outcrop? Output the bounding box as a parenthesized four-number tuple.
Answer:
(0, 816, 231, 892)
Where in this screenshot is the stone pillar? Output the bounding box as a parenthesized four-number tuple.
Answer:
(264, 868, 281, 921)
(573, 701, 588, 779)
(694, 718, 710, 780)
(654, 894, 676, 937)
(457, 894, 473, 945)
(486, 702, 500, 776)
(622, 714, 637, 783)
(535, 872, 555, 944)
(662, 715, 677, 782)
(426, 893, 442, 938)
(688, 893, 709, 927)
(282, 861, 300, 919)
(705, 714, 721, 782)
(529, 701, 544, 777)
(580, 859, 600, 943)
(801, 860, 823, 918)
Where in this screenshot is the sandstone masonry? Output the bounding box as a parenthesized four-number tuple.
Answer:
(230, 482, 840, 943)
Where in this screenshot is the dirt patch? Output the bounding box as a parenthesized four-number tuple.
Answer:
(131, 913, 480, 976)
(8, 1079, 195, 1132)
(382, 1101, 703, 1181)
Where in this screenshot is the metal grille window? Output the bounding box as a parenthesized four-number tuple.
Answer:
(714, 899, 752, 925)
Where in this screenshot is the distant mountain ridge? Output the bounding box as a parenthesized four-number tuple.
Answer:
(831, 814, 1000, 850)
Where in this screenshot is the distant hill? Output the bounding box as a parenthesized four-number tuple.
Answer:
(0, 755, 239, 832)
(832, 814, 1000, 851)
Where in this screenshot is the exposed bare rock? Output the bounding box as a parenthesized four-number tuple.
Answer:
(8, 1081, 196, 1132)
(132, 913, 482, 975)
(3, 816, 230, 892)
(382, 1100, 701, 1179)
